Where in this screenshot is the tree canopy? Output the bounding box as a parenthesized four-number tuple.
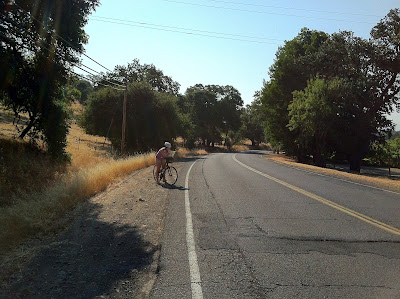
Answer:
(100, 59, 181, 96)
(259, 9, 400, 171)
(240, 97, 265, 146)
(81, 82, 184, 152)
(0, 0, 99, 157)
(182, 84, 243, 147)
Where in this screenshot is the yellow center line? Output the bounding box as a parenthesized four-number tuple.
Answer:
(233, 154, 400, 236)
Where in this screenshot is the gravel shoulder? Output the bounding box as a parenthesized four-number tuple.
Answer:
(0, 163, 183, 298)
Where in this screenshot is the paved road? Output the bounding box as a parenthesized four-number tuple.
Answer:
(151, 151, 400, 298)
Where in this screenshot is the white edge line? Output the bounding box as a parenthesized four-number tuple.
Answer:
(185, 161, 204, 299)
(262, 154, 400, 196)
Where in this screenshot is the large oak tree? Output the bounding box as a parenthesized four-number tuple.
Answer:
(0, 0, 99, 157)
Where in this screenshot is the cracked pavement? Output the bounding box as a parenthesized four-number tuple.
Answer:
(151, 152, 400, 298)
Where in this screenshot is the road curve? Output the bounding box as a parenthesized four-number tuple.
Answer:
(151, 151, 400, 298)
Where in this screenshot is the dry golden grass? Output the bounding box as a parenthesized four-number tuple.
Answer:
(175, 136, 184, 146)
(266, 154, 400, 193)
(0, 137, 67, 204)
(0, 107, 24, 139)
(175, 147, 208, 158)
(70, 102, 84, 119)
(0, 152, 154, 252)
(66, 123, 112, 170)
(0, 104, 158, 253)
(175, 147, 190, 158)
(242, 139, 253, 146)
(232, 144, 250, 151)
(196, 149, 208, 155)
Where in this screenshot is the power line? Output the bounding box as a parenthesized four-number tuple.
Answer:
(161, 0, 378, 24)
(90, 17, 282, 45)
(1, 11, 125, 89)
(74, 65, 126, 90)
(1, 8, 126, 89)
(92, 16, 284, 42)
(78, 64, 126, 88)
(72, 72, 125, 91)
(13, 2, 116, 73)
(196, 0, 382, 18)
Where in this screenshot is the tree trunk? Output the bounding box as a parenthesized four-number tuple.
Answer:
(296, 149, 307, 164)
(18, 117, 36, 140)
(349, 154, 361, 173)
(313, 150, 326, 168)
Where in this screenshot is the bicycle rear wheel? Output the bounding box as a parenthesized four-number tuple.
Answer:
(164, 166, 178, 185)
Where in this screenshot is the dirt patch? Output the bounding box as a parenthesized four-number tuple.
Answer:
(266, 154, 400, 193)
(0, 163, 182, 298)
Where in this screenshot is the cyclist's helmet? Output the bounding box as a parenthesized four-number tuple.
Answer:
(164, 141, 171, 148)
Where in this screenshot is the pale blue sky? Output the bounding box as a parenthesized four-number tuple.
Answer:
(78, 0, 400, 128)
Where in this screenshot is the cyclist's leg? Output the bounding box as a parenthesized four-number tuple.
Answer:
(155, 159, 162, 183)
(161, 160, 167, 182)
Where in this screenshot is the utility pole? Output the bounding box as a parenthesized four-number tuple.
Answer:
(121, 82, 127, 154)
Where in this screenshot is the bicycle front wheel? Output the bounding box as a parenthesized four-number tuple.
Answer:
(164, 166, 178, 185)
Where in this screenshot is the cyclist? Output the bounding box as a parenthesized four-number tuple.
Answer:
(155, 141, 172, 184)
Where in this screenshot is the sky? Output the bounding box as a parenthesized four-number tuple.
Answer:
(77, 0, 400, 129)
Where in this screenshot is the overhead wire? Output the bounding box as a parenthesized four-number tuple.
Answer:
(12, 2, 119, 75)
(92, 16, 284, 42)
(161, 0, 378, 24)
(72, 71, 125, 91)
(77, 63, 126, 88)
(0, 11, 125, 90)
(73, 65, 126, 90)
(2, 4, 125, 87)
(191, 0, 382, 18)
(90, 17, 282, 45)
(3, 5, 124, 146)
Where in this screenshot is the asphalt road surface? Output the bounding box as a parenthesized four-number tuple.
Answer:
(151, 151, 400, 298)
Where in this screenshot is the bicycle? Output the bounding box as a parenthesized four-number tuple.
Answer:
(153, 157, 178, 185)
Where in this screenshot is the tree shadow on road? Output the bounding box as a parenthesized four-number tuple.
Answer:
(236, 150, 272, 155)
(174, 156, 206, 163)
(4, 201, 156, 298)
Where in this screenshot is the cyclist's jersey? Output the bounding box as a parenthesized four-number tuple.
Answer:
(156, 147, 169, 160)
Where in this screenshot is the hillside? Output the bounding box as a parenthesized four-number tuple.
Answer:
(0, 103, 155, 253)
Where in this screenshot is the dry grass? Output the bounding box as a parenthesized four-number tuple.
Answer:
(0, 107, 24, 139)
(0, 152, 154, 252)
(66, 102, 113, 169)
(0, 104, 157, 253)
(266, 154, 400, 193)
(196, 149, 208, 155)
(0, 103, 214, 253)
(0, 102, 254, 253)
(0, 137, 66, 204)
(232, 144, 250, 151)
(175, 147, 208, 158)
(66, 123, 112, 170)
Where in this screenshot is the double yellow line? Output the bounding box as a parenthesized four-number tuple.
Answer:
(233, 155, 400, 236)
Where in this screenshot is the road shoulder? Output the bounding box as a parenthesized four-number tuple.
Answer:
(0, 165, 175, 298)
